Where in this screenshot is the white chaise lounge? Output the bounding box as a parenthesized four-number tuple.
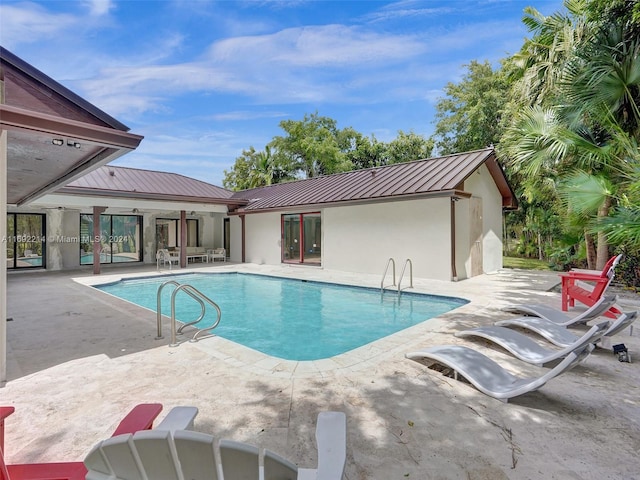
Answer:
(454, 321, 610, 367)
(502, 294, 617, 325)
(495, 311, 637, 347)
(406, 344, 595, 403)
(84, 411, 346, 480)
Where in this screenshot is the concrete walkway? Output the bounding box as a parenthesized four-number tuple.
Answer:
(2, 264, 639, 479)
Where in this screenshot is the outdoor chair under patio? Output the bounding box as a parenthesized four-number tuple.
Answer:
(157, 248, 180, 269)
(503, 294, 618, 326)
(84, 411, 347, 480)
(495, 311, 637, 348)
(454, 321, 610, 367)
(406, 343, 595, 402)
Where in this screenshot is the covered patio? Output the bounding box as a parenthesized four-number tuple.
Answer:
(1, 46, 143, 381)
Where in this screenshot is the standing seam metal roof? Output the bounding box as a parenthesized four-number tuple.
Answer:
(232, 148, 516, 212)
(61, 165, 235, 200)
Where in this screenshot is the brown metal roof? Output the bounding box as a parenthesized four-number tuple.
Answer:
(57, 165, 239, 204)
(231, 148, 517, 213)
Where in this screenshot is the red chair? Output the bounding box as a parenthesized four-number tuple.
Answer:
(559, 254, 623, 319)
(1, 403, 162, 480)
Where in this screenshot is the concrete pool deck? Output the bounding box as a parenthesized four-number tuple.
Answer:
(3, 263, 640, 478)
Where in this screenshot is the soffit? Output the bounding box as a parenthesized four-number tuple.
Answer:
(1, 47, 143, 206)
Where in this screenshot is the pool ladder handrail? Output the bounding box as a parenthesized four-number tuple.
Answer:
(156, 280, 221, 346)
(381, 257, 396, 293)
(397, 258, 414, 297)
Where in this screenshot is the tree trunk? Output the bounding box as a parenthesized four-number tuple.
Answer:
(585, 232, 596, 270)
(595, 196, 612, 270)
(538, 232, 543, 260)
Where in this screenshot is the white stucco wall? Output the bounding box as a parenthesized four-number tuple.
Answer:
(322, 198, 452, 281)
(454, 197, 470, 280)
(228, 216, 243, 263)
(462, 164, 504, 274)
(244, 212, 283, 265)
(237, 199, 455, 281)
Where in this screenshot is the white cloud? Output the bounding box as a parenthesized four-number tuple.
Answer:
(208, 24, 423, 68)
(82, 0, 114, 16)
(0, 3, 76, 48)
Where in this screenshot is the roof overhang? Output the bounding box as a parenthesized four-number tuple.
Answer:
(54, 185, 249, 208)
(228, 189, 472, 215)
(483, 153, 518, 210)
(1, 104, 144, 206)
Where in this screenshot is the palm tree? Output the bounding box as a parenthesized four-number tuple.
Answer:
(503, 1, 640, 269)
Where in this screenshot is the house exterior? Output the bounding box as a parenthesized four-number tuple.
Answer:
(228, 148, 517, 282)
(1, 46, 518, 381)
(10, 147, 516, 284)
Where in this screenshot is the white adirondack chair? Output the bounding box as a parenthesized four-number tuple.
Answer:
(84, 411, 346, 480)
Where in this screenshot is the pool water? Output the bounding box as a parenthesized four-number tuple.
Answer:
(97, 273, 468, 360)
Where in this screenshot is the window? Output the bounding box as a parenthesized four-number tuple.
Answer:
(80, 214, 142, 264)
(155, 218, 199, 251)
(6, 213, 46, 269)
(282, 213, 321, 264)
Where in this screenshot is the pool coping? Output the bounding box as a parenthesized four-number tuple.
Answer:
(72, 264, 480, 379)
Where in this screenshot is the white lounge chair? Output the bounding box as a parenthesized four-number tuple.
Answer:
(495, 311, 637, 347)
(84, 411, 346, 480)
(406, 344, 595, 403)
(502, 294, 617, 325)
(454, 321, 610, 366)
(157, 249, 180, 269)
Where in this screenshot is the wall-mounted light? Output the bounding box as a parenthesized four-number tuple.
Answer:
(67, 140, 81, 149)
(52, 138, 64, 146)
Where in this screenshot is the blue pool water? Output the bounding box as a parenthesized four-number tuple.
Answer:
(97, 273, 468, 361)
(19, 257, 42, 266)
(81, 253, 139, 264)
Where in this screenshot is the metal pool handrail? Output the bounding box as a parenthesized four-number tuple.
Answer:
(381, 257, 396, 293)
(398, 258, 414, 297)
(156, 280, 221, 346)
(156, 280, 203, 339)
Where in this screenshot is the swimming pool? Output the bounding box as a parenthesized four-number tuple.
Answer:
(97, 273, 468, 361)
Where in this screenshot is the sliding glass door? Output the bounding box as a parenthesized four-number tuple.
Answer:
(282, 212, 321, 264)
(6, 213, 46, 269)
(80, 214, 142, 264)
(155, 218, 199, 252)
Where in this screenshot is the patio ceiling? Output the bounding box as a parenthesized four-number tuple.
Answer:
(2, 104, 143, 206)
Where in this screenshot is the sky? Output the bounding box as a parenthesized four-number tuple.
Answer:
(1, 0, 563, 187)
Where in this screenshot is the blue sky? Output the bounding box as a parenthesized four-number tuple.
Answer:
(1, 0, 562, 187)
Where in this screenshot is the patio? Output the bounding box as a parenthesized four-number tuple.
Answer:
(2, 264, 639, 478)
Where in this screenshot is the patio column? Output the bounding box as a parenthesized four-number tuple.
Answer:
(240, 214, 245, 263)
(92, 206, 106, 275)
(1, 129, 7, 383)
(450, 197, 458, 282)
(180, 210, 186, 268)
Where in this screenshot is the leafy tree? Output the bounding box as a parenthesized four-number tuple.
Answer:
(431, 60, 510, 154)
(501, 0, 640, 270)
(269, 112, 353, 178)
(222, 146, 295, 191)
(386, 130, 434, 164)
(223, 147, 256, 191)
(344, 133, 389, 169)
